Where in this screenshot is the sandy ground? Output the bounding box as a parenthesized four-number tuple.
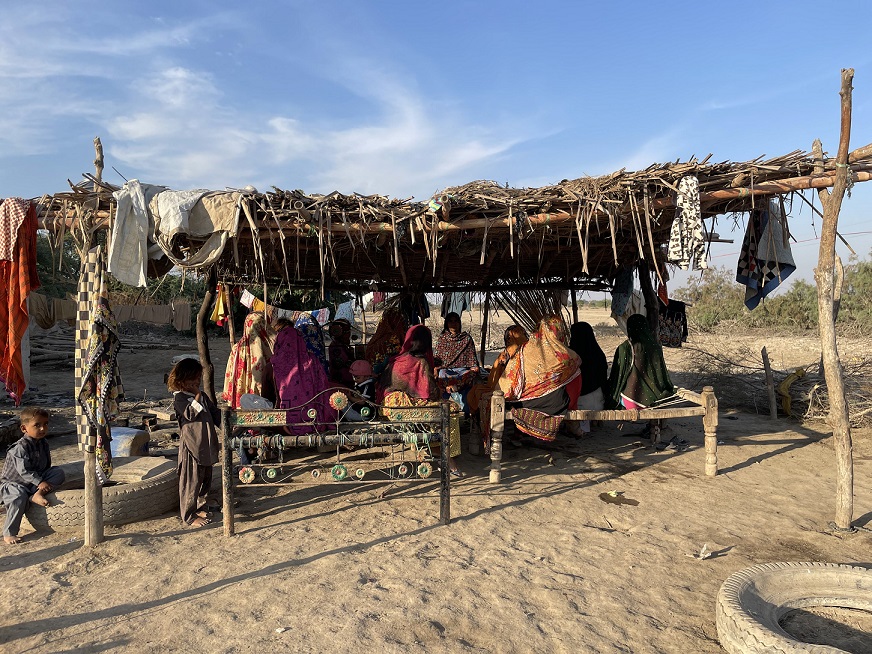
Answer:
(1, 307, 871, 654)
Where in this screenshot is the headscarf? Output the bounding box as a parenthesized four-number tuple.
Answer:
(327, 319, 354, 385)
(607, 314, 675, 409)
(384, 325, 437, 400)
(223, 312, 272, 408)
(569, 322, 608, 396)
(294, 313, 328, 373)
(271, 324, 336, 434)
(365, 307, 408, 371)
(434, 312, 479, 370)
(499, 315, 579, 401)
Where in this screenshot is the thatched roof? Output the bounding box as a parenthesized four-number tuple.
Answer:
(36, 143, 872, 294)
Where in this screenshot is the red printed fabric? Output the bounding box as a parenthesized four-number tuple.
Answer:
(0, 202, 40, 404)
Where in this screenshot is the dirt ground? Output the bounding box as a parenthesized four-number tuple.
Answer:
(1, 307, 871, 654)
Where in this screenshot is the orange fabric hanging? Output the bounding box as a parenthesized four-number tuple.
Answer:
(0, 201, 40, 404)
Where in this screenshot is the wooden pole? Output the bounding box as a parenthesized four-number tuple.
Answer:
(197, 268, 218, 401)
(479, 292, 491, 365)
(489, 390, 505, 483)
(814, 69, 855, 530)
(224, 284, 236, 346)
(439, 401, 451, 525)
(571, 287, 579, 324)
(702, 386, 719, 477)
(222, 408, 235, 536)
(637, 264, 659, 339)
(761, 346, 778, 420)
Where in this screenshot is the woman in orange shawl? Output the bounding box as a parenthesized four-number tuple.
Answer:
(500, 315, 580, 441)
(364, 306, 408, 376)
(468, 324, 529, 414)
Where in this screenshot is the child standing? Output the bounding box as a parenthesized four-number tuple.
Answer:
(168, 358, 220, 528)
(1, 407, 66, 544)
(343, 359, 376, 421)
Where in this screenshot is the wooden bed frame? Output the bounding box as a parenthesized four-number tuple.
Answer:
(482, 386, 719, 482)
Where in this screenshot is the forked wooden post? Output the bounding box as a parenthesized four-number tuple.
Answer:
(489, 390, 505, 483)
(761, 346, 778, 420)
(221, 408, 235, 536)
(702, 386, 719, 477)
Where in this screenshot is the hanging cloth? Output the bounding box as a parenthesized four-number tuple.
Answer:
(0, 197, 30, 260)
(668, 176, 707, 271)
(0, 200, 40, 404)
(736, 199, 795, 310)
(210, 283, 229, 326)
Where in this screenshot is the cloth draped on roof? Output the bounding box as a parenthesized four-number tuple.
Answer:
(736, 199, 795, 310)
(607, 314, 675, 410)
(108, 180, 168, 287)
(365, 307, 408, 373)
(294, 314, 328, 373)
(271, 325, 336, 434)
(0, 200, 40, 405)
(498, 315, 579, 402)
(223, 312, 273, 409)
(668, 175, 707, 271)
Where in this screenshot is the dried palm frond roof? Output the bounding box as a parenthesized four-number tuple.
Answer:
(36, 143, 872, 294)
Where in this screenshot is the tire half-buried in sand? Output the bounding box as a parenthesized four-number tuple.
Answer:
(716, 561, 872, 654)
(24, 456, 179, 531)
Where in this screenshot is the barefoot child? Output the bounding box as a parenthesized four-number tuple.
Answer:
(168, 358, 220, 528)
(1, 407, 66, 544)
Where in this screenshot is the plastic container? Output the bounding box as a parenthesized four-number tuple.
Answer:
(109, 427, 150, 457)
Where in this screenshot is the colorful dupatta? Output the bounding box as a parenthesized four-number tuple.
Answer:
(0, 200, 39, 405)
(272, 325, 336, 434)
(499, 315, 579, 401)
(223, 312, 272, 408)
(294, 313, 328, 373)
(365, 307, 407, 373)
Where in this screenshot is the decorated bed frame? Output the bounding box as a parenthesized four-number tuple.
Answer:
(481, 387, 719, 482)
(219, 401, 453, 536)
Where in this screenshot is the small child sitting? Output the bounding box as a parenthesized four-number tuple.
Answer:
(342, 359, 376, 421)
(1, 407, 66, 544)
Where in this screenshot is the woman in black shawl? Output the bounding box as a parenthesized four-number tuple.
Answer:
(568, 321, 608, 434)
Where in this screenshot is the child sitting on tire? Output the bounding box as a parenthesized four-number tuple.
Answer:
(168, 358, 220, 529)
(1, 407, 66, 544)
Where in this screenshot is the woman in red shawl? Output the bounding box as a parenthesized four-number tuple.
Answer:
(381, 325, 462, 475)
(272, 324, 336, 434)
(433, 312, 480, 416)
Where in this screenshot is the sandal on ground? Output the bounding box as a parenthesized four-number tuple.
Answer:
(186, 515, 213, 528)
(450, 470, 465, 478)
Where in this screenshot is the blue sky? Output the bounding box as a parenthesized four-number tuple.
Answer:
(2, 0, 871, 288)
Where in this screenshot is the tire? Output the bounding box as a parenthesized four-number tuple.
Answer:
(716, 561, 872, 654)
(0, 413, 20, 447)
(25, 456, 179, 531)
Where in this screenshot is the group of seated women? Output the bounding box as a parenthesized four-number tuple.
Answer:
(221, 308, 675, 455)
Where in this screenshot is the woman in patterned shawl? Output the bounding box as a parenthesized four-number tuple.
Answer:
(293, 313, 329, 374)
(607, 313, 675, 410)
(499, 315, 581, 441)
(272, 324, 336, 434)
(364, 306, 408, 375)
(433, 312, 480, 415)
(223, 312, 274, 408)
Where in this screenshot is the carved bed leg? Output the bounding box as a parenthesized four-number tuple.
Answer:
(702, 386, 719, 477)
(489, 391, 505, 484)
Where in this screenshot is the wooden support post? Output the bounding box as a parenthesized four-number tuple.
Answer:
(197, 268, 218, 401)
(222, 408, 235, 536)
(479, 291, 491, 366)
(637, 264, 659, 339)
(489, 390, 505, 483)
(702, 386, 719, 477)
(224, 284, 236, 346)
(571, 287, 579, 324)
(814, 69, 856, 530)
(761, 346, 778, 420)
(439, 400, 451, 525)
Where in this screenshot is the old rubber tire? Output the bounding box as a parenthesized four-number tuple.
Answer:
(716, 561, 872, 654)
(25, 456, 179, 531)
